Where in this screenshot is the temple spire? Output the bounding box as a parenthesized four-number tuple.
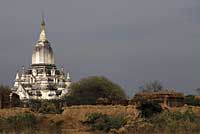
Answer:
(21, 66, 25, 80)
(41, 13, 45, 28)
(66, 72, 71, 81)
(39, 14, 47, 42)
(14, 71, 20, 87)
(15, 71, 20, 80)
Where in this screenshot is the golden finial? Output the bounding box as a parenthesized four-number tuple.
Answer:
(41, 12, 45, 26)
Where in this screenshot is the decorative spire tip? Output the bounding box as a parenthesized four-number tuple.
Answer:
(41, 13, 45, 26)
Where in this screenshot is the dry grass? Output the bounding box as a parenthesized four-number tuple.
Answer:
(1, 105, 200, 133)
(168, 105, 200, 115)
(56, 105, 137, 133)
(62, 105, 137, 120)
(0, 108, 32, 118)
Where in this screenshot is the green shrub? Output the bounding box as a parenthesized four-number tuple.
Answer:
(149, 108, 200, 133)
(185, 95, 200, 106)
(28, 99, 42, 111)
(38, 100, 63, 114)
(0, 112, 64, 133)
(137, 100, 163, 118)
(124, 108, 200, 133)
(0, 112, 37, 133)
(28, 99, 63, 114)
(6, 113, 37, 128)
(47, 120, 64, 134)
(84, 112, 127, 132)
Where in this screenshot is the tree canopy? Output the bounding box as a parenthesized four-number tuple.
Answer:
(0, 85, 10, 95)
(63, 76, 127, 105)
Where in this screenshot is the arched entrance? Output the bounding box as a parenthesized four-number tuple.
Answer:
(10, 93, 20, 107)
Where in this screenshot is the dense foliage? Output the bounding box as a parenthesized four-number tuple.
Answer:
(0, 112, 64, 133)
(136, 100, 163, 118)
(0, 113, 37, 133)
(84, 112, 127, 132)
(28, 99, 63, 114)
(63, 76, 127, 105)
(185, 95, 200, 106)
(149, 109, 197, 132)
(0, 85, 11, 108)
(122, 108, 200, 133)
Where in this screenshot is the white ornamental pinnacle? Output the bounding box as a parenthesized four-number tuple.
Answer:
(21, 66, 25, 76)
(39, 16, 47, 42)
(67, 72, 71, 81)
(15, 71, 20, 80)
(21, 66, 26, 80)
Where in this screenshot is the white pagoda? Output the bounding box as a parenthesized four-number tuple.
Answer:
(11, 18, 71, 100)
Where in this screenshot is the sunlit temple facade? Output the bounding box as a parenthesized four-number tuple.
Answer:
(11, 18, 71, 100)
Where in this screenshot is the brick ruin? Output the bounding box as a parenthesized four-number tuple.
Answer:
(132, 90, 185, 107)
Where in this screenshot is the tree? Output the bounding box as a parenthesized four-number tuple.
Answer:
(63, 76, 127, 105)
(0, 85, 11, 108)
(140, 81, 163, 92)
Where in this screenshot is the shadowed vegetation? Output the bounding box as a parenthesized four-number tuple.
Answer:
(185, 95, 200, 106)
(84, 112, 128, 133)
(28, 99, 63, 114)
(0, 112, 64, 133)
(136, 100, 163, 118)
(0, 85, 11, 108)
(124, 107, 200, 134)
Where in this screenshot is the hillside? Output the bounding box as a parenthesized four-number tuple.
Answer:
(0, 105, 136, 134)
(0, 105, 200, 133)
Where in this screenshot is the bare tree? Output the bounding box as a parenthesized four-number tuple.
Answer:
(140, 81, 163, 92)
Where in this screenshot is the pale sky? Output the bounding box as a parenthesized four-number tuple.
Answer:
(0, 0, 200, 96)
